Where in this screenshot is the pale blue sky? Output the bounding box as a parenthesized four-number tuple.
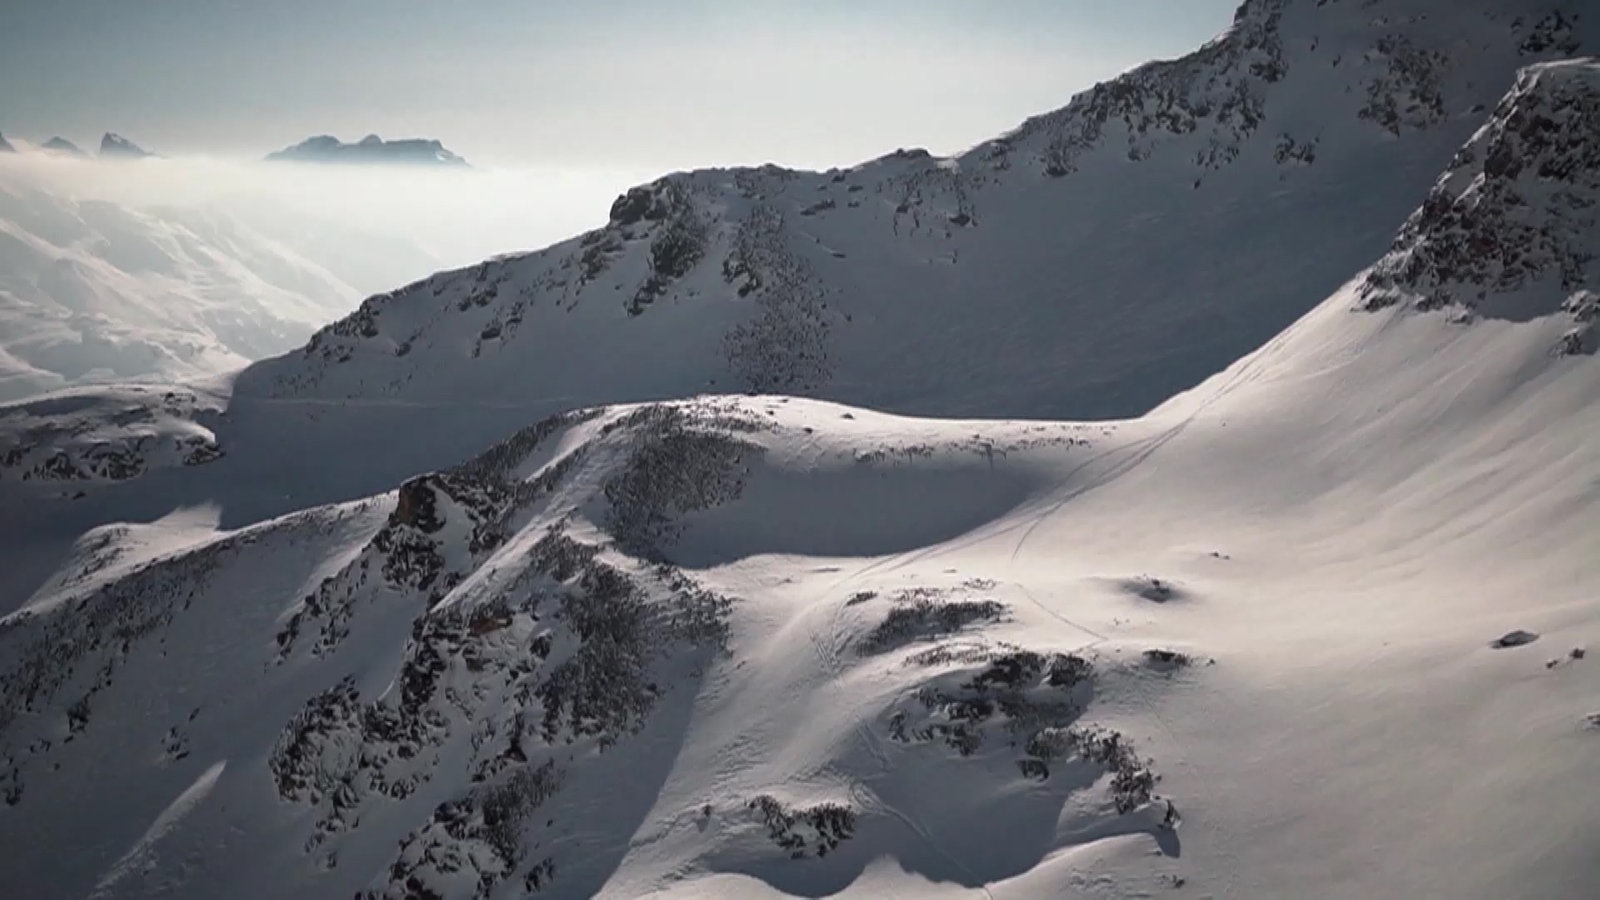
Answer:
(0, 0, 1240, 170)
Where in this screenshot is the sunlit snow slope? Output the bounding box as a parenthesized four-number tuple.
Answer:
(3, 1, 1590, 522)
(1, 42, 1598, 899)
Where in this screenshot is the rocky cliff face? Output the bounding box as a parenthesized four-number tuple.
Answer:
(1360, 58, 1600, 353)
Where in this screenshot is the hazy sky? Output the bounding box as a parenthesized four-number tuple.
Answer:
(1, 0, 1240, 172)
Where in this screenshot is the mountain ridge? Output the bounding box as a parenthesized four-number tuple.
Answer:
(266, 134, 470, 167)
(1359, 56, 1600, 344)
(252, 1, 1590, 417)
(1, 4, 1599, 897)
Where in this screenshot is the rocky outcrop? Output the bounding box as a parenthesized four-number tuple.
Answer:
(1010, 0, 1287, 178)
(720, 204, 834, 393)
(624, 182, 708, 316)
(0, 387, 224, 488)
(263, 405, 750, 895)
(1360, 59, 1600, 351)
(888, 631, 1162, 814)
(747, 796, 857, 859)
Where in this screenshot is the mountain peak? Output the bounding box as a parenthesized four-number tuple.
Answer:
(99, 132, 154, 159)
(41, 136, 87, 156)
(265, 134, 468, 167)
(8, 5, 1600, 900)
(0, 131, 13, 153)
(1359, 57, 1600, 348)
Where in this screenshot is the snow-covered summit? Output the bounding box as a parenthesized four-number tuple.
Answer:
(0, 133, 13, 154)
(1360, 57, 1600, 350)
(99, 132, 155, 159)
(266, 134, 470, 167)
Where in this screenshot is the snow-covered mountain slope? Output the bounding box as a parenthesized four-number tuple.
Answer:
(243, 0, 1591, 426)
(2, 52, 1598, 900)
(0, 161, 365, 401)
(0, 1, 1588, 519)
(0, 384, 225, 487)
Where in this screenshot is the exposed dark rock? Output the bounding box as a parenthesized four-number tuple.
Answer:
(748, 795, 857, 859)
(600, 406, 762, 558)
(1358, 35, 1448, 135)
(1490, 629, 1540, 648)
(1142, 649, 1193, 671)
(1360, 61, 1600, 327)
(1020, 0, 1285, 177)
(721, 205, 834, 393)
(627, 184, 707, 315)
(858, 594, 1006, 655)
(393, 476, 448, 534)
(1518, 10, 1582, 56)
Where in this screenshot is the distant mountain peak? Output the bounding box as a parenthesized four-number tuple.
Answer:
(265, 134, 469, 167)
(41, 136, 87, 157)
(0, 131, 14, 153)
(99, 132, 155, 159)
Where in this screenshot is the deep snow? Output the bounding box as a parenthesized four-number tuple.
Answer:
(1, 3, 1598, 899)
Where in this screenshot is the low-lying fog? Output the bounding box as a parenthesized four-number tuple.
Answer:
(0, 153, 658, 401)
